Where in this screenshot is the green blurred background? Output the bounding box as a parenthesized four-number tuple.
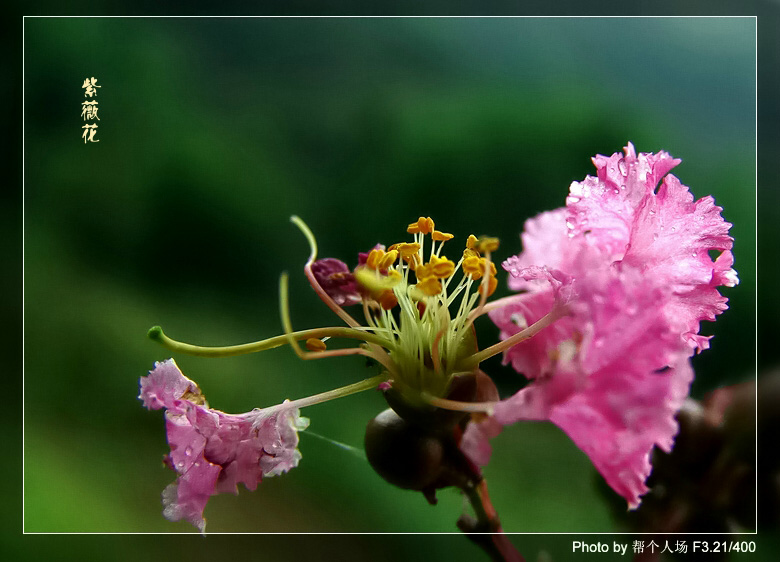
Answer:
(22, 16, 757, 560)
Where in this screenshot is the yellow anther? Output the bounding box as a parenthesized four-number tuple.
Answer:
(366, 248, 385, 270)
(463, 247, 480, 259)
(478, 275, 498, 297)
(430, 256, 455, 279)
(354, 266, 401, 292)
(407, 216, 435, 235)
(415, 263, 433, 280)
(305, 338, 327, 352)
(432, 230, 454, 242)
(387, 269, 403, 281)
(416, 276, 442, 296)
(476, 236, 500, 254)
(466, 234, 479, 250)
(462, 255, 484, 278)
(378, 249, 399, 270)
(397, 242, 421, 257)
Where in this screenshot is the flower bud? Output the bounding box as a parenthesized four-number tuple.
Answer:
(364, 408, 445, 491)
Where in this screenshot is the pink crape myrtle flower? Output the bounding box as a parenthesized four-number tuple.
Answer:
(139, 359, 309, 532)
(463, 143, 737, 508)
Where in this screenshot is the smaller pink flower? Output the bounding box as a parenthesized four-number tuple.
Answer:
(139, 359, 309, 532)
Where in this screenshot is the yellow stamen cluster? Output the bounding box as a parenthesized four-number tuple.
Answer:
(407, 216, 453, 243)
(353, 216, 500, 317)
(414, 254, 456, 296)
(461, 236, 499, 297)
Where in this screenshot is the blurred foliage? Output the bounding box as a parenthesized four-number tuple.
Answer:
(22, 17, 757, 561)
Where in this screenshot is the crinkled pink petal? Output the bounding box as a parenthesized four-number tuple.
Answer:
(574, 265, 684, 375)
(547, 356, 694, 509)
(162, 411, 221, 533)
(255, 407, 310, 476)
(622, 174, 737, 351)
(460, 416, 503, 467)
(566, 144, 737, 351)
(139, 359, 200, 410)
(488, 261, 695, 507)
(504, 208, 570, 291)
(567, 143, 681, 262)
(489, 290, 576, 380)
(591, 142, 680, 206)
(139, 360, 308, 532)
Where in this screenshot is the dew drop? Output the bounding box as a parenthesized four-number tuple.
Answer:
(566, 220, 575, 230)
(185, 447, 193, 457)
(176, 461, 185, 469)
(671, 226, 677, 232)
(653, 233, 659, 241)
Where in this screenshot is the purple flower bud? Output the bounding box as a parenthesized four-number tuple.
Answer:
(311, 258, 361, 306)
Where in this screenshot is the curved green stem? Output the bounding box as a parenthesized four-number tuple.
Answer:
(291, 215, 363, 329)
(279, 273, 399, 376)
(148, 325, 391, 358)
(261, 373, 388, 414)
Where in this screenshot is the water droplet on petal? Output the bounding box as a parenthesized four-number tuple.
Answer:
(653, 233, 659, 241)
(185, 447, 193, 456)
(566, 220, 574, 230)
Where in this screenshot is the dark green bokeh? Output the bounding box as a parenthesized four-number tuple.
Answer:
(23, 17, 756, 559)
